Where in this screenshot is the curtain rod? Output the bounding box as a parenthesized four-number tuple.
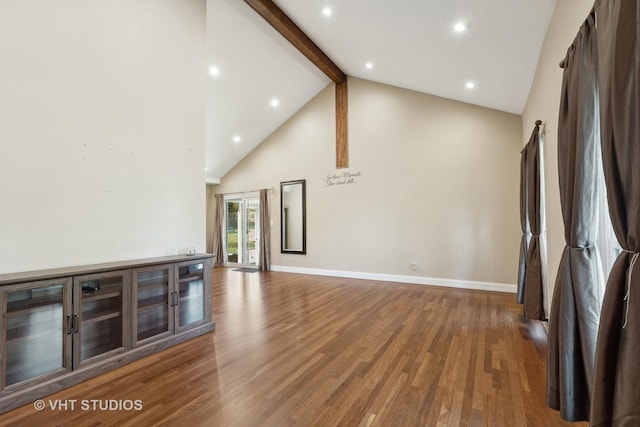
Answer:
(216, 187, 276, 196)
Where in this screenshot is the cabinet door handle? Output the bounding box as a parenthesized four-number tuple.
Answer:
(73, 313, 79, 333)
(66, 314, 72, 334)
(172, 292, 179, 307)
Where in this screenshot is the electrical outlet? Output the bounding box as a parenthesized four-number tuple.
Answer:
(410, 261, 417, 271)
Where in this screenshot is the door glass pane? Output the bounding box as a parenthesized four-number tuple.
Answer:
(225, 198, 260, 268)
(136, 269, 170, 341)
(6, 284, 65, 386)
(177, 263, 204, 327)
(226, 201, 241, 264)
(80, 276, 123, 362)
(246, 199, 259, 266)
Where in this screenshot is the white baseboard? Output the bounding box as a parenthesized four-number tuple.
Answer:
(270, 265, 516, 294)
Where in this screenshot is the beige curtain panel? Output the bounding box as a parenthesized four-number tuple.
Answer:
(546, 12, 603, 422)
(591, 1, 640, 425)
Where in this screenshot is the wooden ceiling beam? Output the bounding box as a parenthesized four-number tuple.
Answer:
(245, 0, 349, 168)
(335, 80, 348, 168)
(244, 0, 346, 84)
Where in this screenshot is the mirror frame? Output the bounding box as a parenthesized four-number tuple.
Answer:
(280, 179, 306, 254)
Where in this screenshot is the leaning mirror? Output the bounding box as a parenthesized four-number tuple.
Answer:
(281, 179, 306, 254)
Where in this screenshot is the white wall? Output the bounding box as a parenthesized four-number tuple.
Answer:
(521, 0, 595, 311)
(0, 0, 206, 274)
(213, 78, 522, 287)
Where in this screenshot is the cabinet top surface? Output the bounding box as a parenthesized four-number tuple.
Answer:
(0, 254, 214, 286)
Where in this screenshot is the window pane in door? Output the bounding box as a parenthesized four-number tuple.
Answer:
(177, 263, 204, 327)
(136, 269, 170, 341)
(226, 201, 241, 264)
(246, 199, 259, 265)
(6, 284, 65, 386)
(80, 276, 124, 362)
(225, 198, 260, 268)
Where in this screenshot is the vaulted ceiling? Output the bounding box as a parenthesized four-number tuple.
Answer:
(206, 0, 556, 182)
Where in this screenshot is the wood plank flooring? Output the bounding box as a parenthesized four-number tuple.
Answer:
(0, 268, 585, 426)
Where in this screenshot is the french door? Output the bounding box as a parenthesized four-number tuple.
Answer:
(224, 197, 260, 268)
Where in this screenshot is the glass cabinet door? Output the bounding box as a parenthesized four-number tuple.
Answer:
(74, 271, 129, 367)
(133, 265, 173, 345)
(3, 278, 72, 388)
(175, 261, 207, 332)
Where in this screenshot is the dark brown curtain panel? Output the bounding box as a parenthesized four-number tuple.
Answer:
(547, 13, 603, 422)
(591, 1, 640, 425)
(523, 124, 545, 320)
(259, 189, 271, 271)
(517, 147, 530, 304)
(212, 194, 225, 267)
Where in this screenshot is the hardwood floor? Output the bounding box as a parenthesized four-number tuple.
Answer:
(0, 268, 585, 426)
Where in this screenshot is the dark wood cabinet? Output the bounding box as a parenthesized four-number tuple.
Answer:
(0, 255, 214, 413)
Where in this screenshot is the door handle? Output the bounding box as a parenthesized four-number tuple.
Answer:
(73, 313, 79, 333)
(66, 314, 72, 334)
(172, 292, 179, 307)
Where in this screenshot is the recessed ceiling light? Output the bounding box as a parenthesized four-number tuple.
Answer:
(209, 65, 220, 76)
(232, 135, 241, 143)
(270, 98, 280, 107)
(322, 7, 332, 17)
(365, 62, 373, 70)
(454, 22, 467, 33)
(466, 81, 475, 89)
